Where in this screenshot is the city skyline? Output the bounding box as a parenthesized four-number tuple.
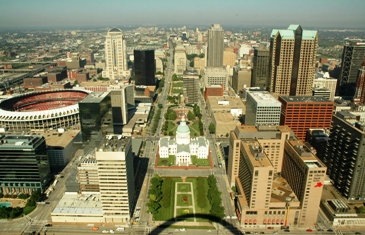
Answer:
(1, 0, 365, 29)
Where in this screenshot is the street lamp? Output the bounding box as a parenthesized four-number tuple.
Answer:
(284, 197, 292, 229)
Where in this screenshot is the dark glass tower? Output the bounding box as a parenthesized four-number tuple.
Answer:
(0, 134, 51, 194)
(338, 43, 365, 98)
(134, 49, 155, 86)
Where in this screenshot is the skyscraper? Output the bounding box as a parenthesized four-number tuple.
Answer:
(228, 125, 325, 228)
(134, 49, 156, 85)
(324, 111, 365, 200)
(174, 45, 187, 75)
(207, 24, 224, 67)
(269, 25, 318, 97)
(96, 136, 135, 223)
(111, 84, 135, 134)
(0, 134, 51, 194)
(338, 42, 365, 97)
(102, 28, 130, 80)
(251, 48, 270, 88)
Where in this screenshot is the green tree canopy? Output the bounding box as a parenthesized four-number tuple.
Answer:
(209, 123, 215, 134)
(187, 110, 195, 121)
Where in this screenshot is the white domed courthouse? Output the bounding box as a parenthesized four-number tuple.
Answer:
(158, 116, 209, 165)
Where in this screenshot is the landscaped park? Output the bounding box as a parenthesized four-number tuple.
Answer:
(146, 175, 225, 229)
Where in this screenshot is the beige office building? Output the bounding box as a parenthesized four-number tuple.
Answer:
(96, 136, 135, 224)
(102, 28, 130, 80)
(205, 67, 229, 90)
(174, 45, 187, 75)
(194, 57, 205, 71)
(269, 25, 318, 97)
(223, 51, 237, 67)
(228, 125, 326, 228)
(207, 24, 224, 67)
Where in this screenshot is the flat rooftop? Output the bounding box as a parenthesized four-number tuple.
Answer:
(45, 130, 80, 147)
(207, 96, 245, 110)
(52, 193, 103, 215)
(79, 91, 109, 103)
(247, 91, 281, 106)
(212, 112, 241, 135)
(280, 96, 333, 103)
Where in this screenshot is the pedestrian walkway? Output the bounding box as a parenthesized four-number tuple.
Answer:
(174, 182, 196, 222)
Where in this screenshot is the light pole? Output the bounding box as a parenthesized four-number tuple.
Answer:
(284, 197, 292, 229)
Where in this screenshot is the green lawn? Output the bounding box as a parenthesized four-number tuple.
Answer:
(176, 208, 194, 222)
(172, 81, 183, 88)
(190, 120, 201, 136)
(23, 205, 36, 215)
(186, 177, 211, 222)
(165, 121, 177, 135)
(154, 178, 182, 221)
(172, 88, 183, 94)
(191, 156, 210, 166)
(177, 183, 191, 192)
(176, 194, 193, 207)
(157, 155, 175, 166)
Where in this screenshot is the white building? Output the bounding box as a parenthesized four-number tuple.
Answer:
(159, 116, 209, 165)
(204, 67, 229, 90)
(245, 91, 281, 126)
(313, 72, 337, 101)
(174, 45, 187, 75)
(102, 28, 131, 80)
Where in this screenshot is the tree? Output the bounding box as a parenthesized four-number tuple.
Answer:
(146, 200, 160, 214)
(357, 206, 365, 214)
(209, 123, 215, 134)
(226, 133, 229, 137)
(187, 111, 195, 121)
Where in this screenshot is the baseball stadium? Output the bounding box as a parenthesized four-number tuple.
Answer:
(0, 90, 90, 131)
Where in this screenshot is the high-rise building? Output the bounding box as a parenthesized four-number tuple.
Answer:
(78, 158, 99, 192)
(174, 45, 186, 75)
(228, 126, 293, 187)
(183, 71, 200, 103)
(231, 67, 251, 96)
(0, 134, 51, 194)
(338, 42, 365, 97)
(279, 96, 334, 141)
(313, 73, 337, 101)
(223, 51, 236, 67)
(204, 67, 228, 90)
(228, 125, 326, 228)
(251, 48, 270, 88)
(207, 24, 224, 67)
(111, 85, 135, 134)
(79, 92, 111, 142)
(324, 111, 365, 200)
(245, 91, 281, 126)
(353, 65, 365, 104)
(102, 28, 130, 80)
(134, 49, 155, 86)
(269, 25, 318, 97)
(96, 136, 135, 223)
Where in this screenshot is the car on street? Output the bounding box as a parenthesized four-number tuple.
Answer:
(273, 232, 279, 235)
(102, 230, 109, 233)
(327, 229, 333, 232)
(306, 229, 313, 232)
(109, 230, 114, 234)
(284, 229, 290, 232)
(91, 227, 99, 231)
(355, 232, 362, 234)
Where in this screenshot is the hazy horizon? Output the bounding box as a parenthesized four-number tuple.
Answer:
(1, 0, 365, 30)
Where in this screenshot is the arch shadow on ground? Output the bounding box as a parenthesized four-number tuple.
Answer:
(149, 213, 243, 235)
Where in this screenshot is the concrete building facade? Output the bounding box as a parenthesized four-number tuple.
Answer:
(231, 68, 251, 96)
(174, 45, 187, 75)
(245, 91, 281, 126)
(207, 24, 224, 67)
(96, 136, 135, 224)
(205, 67, 228, 90)
(324, 111, 365, 200)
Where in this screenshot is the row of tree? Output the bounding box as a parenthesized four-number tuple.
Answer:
(207, 175, 225, 219)
(146, 175, 163, 215)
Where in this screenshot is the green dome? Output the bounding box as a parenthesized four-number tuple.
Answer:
(176, 116, 190, 133)
(177, 123, 190, 133)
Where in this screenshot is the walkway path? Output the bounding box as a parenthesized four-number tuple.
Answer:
(174, 182, 196, 222)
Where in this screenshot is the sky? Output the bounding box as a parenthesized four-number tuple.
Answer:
(1, 0, 364, 29)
